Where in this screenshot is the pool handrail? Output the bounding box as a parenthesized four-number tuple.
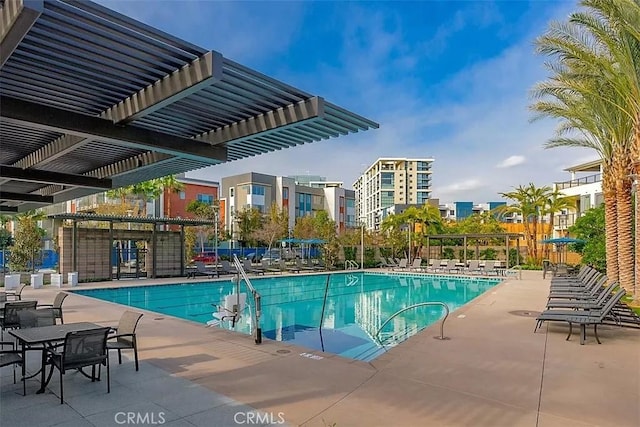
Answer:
(374, 301, 450, 343)
(232, 255, 262, 344)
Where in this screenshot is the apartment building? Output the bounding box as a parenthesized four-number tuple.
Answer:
(553, 159, 603, 236)
(161, 174, 219, 219)
(437, 201, 508, 221)
(353, 157, 434, 230)
(221, 172, 356, 241)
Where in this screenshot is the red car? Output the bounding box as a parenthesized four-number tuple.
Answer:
(192, 252, 217, 264)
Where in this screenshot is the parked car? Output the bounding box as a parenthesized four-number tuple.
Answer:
(192, 252, 217, 264)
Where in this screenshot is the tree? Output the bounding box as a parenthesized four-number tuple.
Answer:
(235, 208, 263, 247)
(186, 200, 215, 253)
(157, 175, 185, 218)
(531, 0, 639, 295)
(498, 184, 552, 263)
(570, 205, 606, 271)
(250, 203, 288, 253)
(10, 210, 45, 272)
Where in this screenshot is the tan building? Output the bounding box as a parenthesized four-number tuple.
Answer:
(353, 157, 434, 230)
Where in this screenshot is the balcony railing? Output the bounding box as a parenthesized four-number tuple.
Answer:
(555, 173, 602, 189)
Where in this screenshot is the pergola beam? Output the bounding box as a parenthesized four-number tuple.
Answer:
(0, 0, 43, 68)
(0, 206, 18, 213)
(197, 96, 325, 145)
(0, 191, 52, 204)
(0, 164, 113, 189)
(102, 51, 223, 124)
(0, 96, 228, 164)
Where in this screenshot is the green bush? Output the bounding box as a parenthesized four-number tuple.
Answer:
(479, 248, 497, 260)
(443, 247, 455, 259)
(508, 248, 523, 266)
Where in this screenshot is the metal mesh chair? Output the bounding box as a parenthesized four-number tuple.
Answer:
(46, 327, 111, 404)
(107, 311, 143, 371)
(39, 292, 68, 324)
(0, 341, 24, 393)
(0, 300, 38, 339)
(6, 283, 28, 301)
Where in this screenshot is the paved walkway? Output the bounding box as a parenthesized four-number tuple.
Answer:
(1, 271, 639, 427)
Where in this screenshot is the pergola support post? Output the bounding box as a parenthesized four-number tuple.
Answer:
(180, 225, 185, 277)
(109, 222, 114, 280)
(152, 223, 157, 279)
(72, 220, 77, 273)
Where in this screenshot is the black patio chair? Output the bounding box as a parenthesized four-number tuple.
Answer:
(38, 292, 69, 324)
(0, 300, 38, 339)
(5, 283, 28, 301)
(45, 327, 111, 404)
(0, 341, 24, 393)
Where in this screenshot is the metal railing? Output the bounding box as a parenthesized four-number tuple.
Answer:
(555, 173, 602, 189)
(232, 255, 262, 344)
(374, 302, 450, 344)
(345, 260, 359, 270)
(505, 264, 522, 280)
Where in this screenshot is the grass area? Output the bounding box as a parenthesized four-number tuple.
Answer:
(621, 295, 640, 316)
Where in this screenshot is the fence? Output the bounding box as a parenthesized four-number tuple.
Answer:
(0, 249, 59, 271)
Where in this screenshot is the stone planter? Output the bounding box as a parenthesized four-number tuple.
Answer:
(4, 274, 21, 290)
(51, 273, 64, 288)
(68, 272, 78, 287)
(31, 273, 44, 289)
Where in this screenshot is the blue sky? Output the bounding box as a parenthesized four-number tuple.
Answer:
(100, 0, 597, 203)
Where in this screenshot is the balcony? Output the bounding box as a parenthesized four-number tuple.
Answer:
(555, 173, 601, 190)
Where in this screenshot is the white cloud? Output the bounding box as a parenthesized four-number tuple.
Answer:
(496, 155, 526, 168)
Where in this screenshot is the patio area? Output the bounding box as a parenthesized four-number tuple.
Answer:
(1, 270, 639, 427)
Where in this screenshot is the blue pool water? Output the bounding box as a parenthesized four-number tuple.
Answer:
(74, 272, 501, 361)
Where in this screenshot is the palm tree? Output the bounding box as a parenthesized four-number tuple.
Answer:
(156, 175, 185, 218)
(542, 190, 578, 259)
(498, 184, 551, 263)
(531, 0, 638, 294)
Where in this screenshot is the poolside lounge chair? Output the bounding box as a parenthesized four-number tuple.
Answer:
(534, 289, 626, 344)
(546, 282, 619, 309)
(220, 260, 238, 275)
(5, 283, 27, 301)
(207, 293, 247, 328)
(425, 259, 437, 272)
(295, 258, 316, 272)
(548, 275, 607, 299)
(464, 260, 481, 275)
(480, 260, 498, 275)
(279, 259, 300, 273)
(550, 268, 598, 288)
(393, 259, 408, 270)
(261, 259, 282, 274)
(243, 259, 265, 275)
(409, 258, 423, 271)
(187, 261, 216, 278)
(107, 311, 144, 371)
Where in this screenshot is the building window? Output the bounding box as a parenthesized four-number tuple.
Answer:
(179, 191, 186, 200)
(251, 185, 265, 196)
(283, 187, 289, 200)
(229, 188, 234, 197)
(197, 194, 214, 205)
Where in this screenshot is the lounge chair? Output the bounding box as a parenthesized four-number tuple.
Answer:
(220, 260, 238, 275)
(207, 293, 247, 328)
(393, 259, 408, 270)
(243, 259, 265, 275)
(464, 260, 481, 275)
(480, 260, 498, 275)
(186, 261, 216, 278)
(280, 259, 300, 273)
(550, 268, 599, 288)
(295, 258, 316, 272)
(545, 281, 619, 309)
(534, 289, 626, 344)
(548, 275, 608, 299)
(107, 311, 143, 371)
(409, 258, 423, 271)
(260, 259, 282, 274)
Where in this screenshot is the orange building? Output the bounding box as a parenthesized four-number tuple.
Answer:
(162, 175, 219, 220)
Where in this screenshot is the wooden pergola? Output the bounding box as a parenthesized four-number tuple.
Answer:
(425, 233, 524, 269)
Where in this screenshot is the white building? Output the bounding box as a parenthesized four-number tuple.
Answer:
(553, 159, 603, 236)
(353, 157, 434, 230)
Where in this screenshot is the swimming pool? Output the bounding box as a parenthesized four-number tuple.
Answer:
(74, 272, 501, 361)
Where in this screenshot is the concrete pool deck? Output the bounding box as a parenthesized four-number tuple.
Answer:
(1, 270, 639, 426)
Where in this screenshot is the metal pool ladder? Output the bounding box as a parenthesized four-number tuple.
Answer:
(345, 260, 359, 270)
(232, 255, 263, 344)
(374, 301, 450, 343)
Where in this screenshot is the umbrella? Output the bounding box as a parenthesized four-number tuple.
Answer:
(541, 237, 584, 264)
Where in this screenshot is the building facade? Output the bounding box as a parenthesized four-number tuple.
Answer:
(161, 174, 219, 219)
(553, 159, 603, 237)
(437, 201, 508, 221)
(353, 157, 434, 230)
(221, 172, 356, 242)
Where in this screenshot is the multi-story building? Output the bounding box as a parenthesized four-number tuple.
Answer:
(160, 174, 219, 219)
(353, 157, 434, 230)
(221, 172, 356, 242)
(553, 159, 603, 236)
(437, 201, 508, 221)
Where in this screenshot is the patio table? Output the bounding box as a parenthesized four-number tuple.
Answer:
(9, 322, 103, 394)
